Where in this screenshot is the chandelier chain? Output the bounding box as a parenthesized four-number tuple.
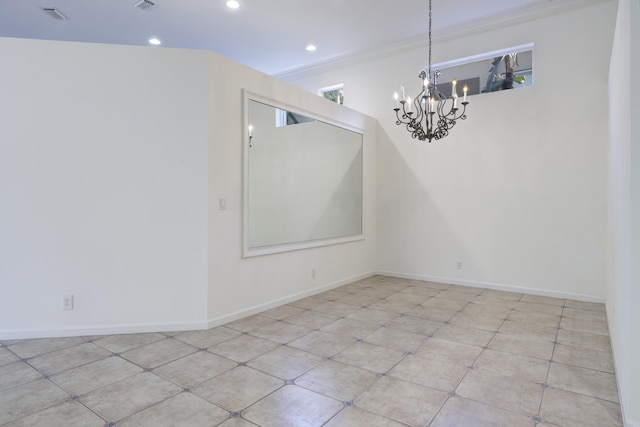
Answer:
(428, 0, 432, 78)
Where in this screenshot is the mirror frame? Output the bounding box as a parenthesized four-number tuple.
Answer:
(242, 90, 365, 257)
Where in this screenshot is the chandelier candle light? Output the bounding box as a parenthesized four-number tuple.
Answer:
(393, 0, 469, 142)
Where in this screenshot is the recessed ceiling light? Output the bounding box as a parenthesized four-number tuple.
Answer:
(149, 38, 161, 45)
(226, 0, 240, 8)
(306, 44, 317, 52)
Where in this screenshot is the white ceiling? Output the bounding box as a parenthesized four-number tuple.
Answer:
(0, 0, 608, 76)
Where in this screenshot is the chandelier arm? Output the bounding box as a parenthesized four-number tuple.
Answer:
(457, 102, 469, 120)
(395, 102, 419, 126)
(440, 100, 469, 122)
(412, 97, 424, 124)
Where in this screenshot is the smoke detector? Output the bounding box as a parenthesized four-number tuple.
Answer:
(42, 8, 68, 20)
(134, 0, 155, 10)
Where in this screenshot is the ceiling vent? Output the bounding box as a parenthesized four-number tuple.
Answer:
(134, 0, 155, 10)
(42, 8, 68, 20)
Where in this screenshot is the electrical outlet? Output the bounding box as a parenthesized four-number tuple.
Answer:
(456, 260, 463, 270)
(62, 295, 74, 310)
(311, 268, 316, 278)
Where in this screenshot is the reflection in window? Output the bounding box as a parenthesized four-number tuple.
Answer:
(318, 84, 344, 105)
(433, 44, 533, 97)
(275, 108, 315, 128)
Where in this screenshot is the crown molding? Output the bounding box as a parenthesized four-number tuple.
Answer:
(275, 0, 613, 81)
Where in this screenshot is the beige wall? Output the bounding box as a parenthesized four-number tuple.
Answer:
(0, 38, 210, 336)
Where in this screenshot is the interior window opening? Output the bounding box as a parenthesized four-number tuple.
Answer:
(318, 84, 344, 105)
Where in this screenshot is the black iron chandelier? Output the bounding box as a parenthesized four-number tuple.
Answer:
(393, 0, 469, 142)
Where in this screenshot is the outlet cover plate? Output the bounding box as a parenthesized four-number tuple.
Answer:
(62, 295, 74, 310)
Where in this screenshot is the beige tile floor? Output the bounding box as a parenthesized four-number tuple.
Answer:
(0, 276, 623, 426)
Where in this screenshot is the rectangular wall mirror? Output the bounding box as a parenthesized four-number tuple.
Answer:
(243, 91, 364, 257)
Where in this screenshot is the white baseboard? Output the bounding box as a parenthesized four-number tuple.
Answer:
(0, 271, 376, 341)
(376, 270, 606, 303)
(206, 271, 376, 328)
(611, 342, 639, 427)
(1, 269, 606, 340)
(0, 320, 210, 341)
